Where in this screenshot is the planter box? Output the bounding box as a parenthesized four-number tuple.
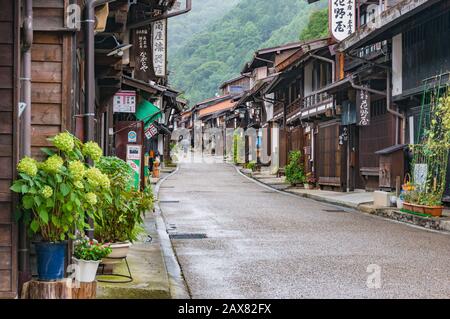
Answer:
(403, 202, 444, 217)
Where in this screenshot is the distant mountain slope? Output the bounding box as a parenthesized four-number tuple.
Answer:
(168, 0, 240, 57)
(169, 0, 327, 104)
(262, 2, 328, 48)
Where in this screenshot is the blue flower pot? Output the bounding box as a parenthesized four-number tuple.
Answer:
(34, 241, 67, 281)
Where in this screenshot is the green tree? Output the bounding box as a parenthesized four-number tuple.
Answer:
(168, 0, 327, 104)
(299, 8, 329, 41)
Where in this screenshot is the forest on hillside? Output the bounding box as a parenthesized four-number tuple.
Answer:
(168, 0, 328, 105)
(168, 0, 240, 55)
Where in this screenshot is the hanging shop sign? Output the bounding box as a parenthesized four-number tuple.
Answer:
(339, 126, 349, 145)
(133, 26, 153, 82)
(113, 90, 136, 113)
(330, 0, 356, 42)
(356, 87, 370, 126)
(145, 123, 159, 140)
(128, 130, 137, 143)
(152, 19, 167, 77)
(126, 144, 142, 189)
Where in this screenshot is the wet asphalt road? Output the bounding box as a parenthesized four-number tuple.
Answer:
(159, 161, 450, 299)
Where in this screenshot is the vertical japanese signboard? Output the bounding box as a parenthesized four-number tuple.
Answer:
(152, 19, 167, 77)
(133, 26, 153, 82)
(356, 87, 370, 126)
(330, 0, 355, 42)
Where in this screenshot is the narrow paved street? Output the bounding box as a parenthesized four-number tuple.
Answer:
(159, 162, 450, 299)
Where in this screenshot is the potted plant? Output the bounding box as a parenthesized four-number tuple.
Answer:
(285, 151, 306, 186)
(403, 94, 450, 217)
(73, 237, 112, 283)
(403, 190, 444, 217)
(10, 132, 108, 281)
(246, 161, 257, 172)
(304, 172, 316, 190)
(94, 157, 150, 263)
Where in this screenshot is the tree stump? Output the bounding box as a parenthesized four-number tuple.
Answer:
(21, 280, 97, 299)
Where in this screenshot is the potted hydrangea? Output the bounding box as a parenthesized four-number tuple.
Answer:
(73, 237, 111, 283)
(10, 132, 109, 281)
(94, 157, 150, 263)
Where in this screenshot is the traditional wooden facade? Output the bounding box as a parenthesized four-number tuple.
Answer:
(0, 0, 187, 298)
(0, 0, 19, 299)
(263, 38, 339, 184)
(304, 0, 449, 197)
(237, 42, 307, 168)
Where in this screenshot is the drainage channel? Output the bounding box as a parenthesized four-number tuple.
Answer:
(322, 209, 349, 213)
(169, 233, 208, 240)
(159, 200, 180, 204)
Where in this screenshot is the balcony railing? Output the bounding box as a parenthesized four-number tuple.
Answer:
(303, 91, 333, 110)
(271, 91, 335, 123)
(272, 102, 284, 121)
(301, 91, 334, 120)
(286, 97, 303, 123)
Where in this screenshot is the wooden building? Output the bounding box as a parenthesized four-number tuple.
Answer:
(262, 38, 339, 186)
(0, 0, 19, 299)
(313, 0, 449, 196)
(237, 42, 307, 168)
(219, 75, 250, 96)
(0, 0, 188, 298)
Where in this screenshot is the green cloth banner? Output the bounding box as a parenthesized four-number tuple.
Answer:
(136, 99, 162, 128)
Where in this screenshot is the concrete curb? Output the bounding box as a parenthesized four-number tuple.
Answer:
(234, 165, 450, 235)
(154, 166, 191, 299)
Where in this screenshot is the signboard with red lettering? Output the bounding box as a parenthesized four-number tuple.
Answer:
(330, 0, 355, 42)
(145, 124, 159, 140)
(113, 91, 136, 113)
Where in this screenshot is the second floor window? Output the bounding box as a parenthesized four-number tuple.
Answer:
(312, 61, 332, 92)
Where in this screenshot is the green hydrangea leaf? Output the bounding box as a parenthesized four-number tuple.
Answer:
(10, 183, 22, 193)
(22, 195, 34, 209)
(30, 220, 39, 233)
(40, 147, 56, 156)
(38, 206, 49, 224)
(60, 183, 70, 197)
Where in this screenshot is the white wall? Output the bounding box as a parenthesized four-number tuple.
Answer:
(264, 93, 274, 121)
(255, 66, 268, 81)
(392, 33, 403, 97)
(304, 62, 313, 96)
(271, 123, 279, 171)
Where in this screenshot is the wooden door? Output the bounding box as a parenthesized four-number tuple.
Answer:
(0, 0, 18, 299)
(315, 121, 343, 189)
